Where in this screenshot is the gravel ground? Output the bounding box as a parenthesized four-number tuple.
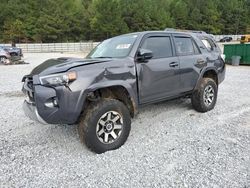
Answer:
(0, 53, 249, 188)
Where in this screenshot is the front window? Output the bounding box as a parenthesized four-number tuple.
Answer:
(141, 36, 173, 58)
(87, 34, 138, 59)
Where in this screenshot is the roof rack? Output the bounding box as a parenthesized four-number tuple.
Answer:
(164, 28, 207, 34)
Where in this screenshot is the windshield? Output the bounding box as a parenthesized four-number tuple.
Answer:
(87, 34, 138, 58)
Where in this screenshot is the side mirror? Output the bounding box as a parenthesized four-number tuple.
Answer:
(137, 49, 153, 62)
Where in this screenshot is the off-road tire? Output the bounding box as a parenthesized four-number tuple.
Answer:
(191, 78, 218, 113)
(78, 99, 131, 154)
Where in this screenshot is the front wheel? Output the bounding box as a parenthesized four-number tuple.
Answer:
(78, 99, 131, 154)
(0, 56, 7, 64)
(191, 78, 218, 112)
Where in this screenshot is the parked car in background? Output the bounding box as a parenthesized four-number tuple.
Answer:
(0, 46, 23, 57)
(219, 37, 233, 42)
(240, 35, 250, 43)
(0, 48, 11, 64)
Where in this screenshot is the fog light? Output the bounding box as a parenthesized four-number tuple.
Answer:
(45, 101, 54, 108)
(53, 98, 58, 107)
(45, 98, 59, 108)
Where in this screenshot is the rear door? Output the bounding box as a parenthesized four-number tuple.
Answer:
(173, 34, 205, 92)
(136, 33, 181, 104)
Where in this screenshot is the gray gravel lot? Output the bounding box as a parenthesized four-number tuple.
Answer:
(0, 53, 249, 188)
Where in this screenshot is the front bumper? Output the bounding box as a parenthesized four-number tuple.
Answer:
(22, 76, 86, 125)
(10, 55, 22, 61)
(23, 100, 47, 124)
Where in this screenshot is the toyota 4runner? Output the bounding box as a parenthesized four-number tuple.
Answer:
(22, 30, 225, 153)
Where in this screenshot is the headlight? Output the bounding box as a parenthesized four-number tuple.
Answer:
(40, 71, 77, 86)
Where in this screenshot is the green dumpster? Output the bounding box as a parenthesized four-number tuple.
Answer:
(224, 43, 250, 65)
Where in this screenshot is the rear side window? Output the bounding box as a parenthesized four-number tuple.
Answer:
(174, 37, 199, 55)
(141, 36, 173, 58)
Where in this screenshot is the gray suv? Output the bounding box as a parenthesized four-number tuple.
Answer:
(22, 30, 225, 153)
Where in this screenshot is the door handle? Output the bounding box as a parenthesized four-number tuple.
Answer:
(169, 62, 179, 67)
(197, 59, 206, 64)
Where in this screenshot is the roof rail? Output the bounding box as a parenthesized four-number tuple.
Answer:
(164, 28, 207, 34)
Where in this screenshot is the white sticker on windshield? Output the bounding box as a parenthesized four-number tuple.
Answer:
(116, 44, 131, 49)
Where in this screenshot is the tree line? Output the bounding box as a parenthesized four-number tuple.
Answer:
(0, 0, 249, 43)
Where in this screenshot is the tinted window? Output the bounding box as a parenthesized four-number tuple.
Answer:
(141, 37, 173, 58)
(174, 37, 195, 55)
(210, 39, 217, 47)
(201, 38, 217, 51)
(201, 39, 212, 51)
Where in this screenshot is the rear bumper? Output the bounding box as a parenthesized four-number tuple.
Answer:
(218, 62, 226, 84)
(23, 100, 48, 124)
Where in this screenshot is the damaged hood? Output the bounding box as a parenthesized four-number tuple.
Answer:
(30, 57, 110, 76)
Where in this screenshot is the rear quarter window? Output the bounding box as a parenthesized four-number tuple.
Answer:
(201, 39, 212, 51)
(201, 38, 218, 52)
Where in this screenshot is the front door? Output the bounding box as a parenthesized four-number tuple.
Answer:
(136, 34, 181, 104)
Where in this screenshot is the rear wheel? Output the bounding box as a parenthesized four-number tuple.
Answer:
(78, 99, 131, 154)
(191, 78, 218, 112)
